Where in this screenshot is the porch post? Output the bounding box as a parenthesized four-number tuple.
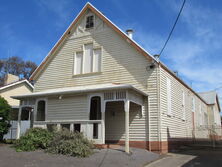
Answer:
(124, 100, 130, 153)
(16, 106, 22, 139)
(101, 101, 106, 144)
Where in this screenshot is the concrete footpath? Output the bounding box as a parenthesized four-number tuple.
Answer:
(145, 148, 222, 167)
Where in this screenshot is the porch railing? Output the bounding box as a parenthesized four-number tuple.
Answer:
(34, 120, 103, 144)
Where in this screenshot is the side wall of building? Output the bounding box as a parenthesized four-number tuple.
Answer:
(159, 66, 209, 152)
(0, 83, 33, 107)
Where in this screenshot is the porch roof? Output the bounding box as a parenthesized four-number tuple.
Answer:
(12, 83, 148, 99)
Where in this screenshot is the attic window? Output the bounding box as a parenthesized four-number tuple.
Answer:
(86, 15, 94, 29)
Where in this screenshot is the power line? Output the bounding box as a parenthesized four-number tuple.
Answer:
(159, 0, 187, 56)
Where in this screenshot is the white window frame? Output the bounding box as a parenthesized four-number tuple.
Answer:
(166, 77, 172, 116)
(83, 43, 93, 73)
(73, 43, 102, 75)
(73, 51, 83, 75)
(85, 14, 95, 29)
(93, 48, 102, 72)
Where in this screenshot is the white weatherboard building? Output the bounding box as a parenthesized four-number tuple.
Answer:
(12, 3, 221, 153)
(0, 74, 33, 139)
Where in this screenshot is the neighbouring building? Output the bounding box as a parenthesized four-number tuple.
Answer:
(0, 74, 33, 139)
(12, 3, 221, 153)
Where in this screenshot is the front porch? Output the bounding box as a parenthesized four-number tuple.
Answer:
(12, 84, 148, 153)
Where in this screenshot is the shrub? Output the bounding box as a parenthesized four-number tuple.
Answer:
(46, 129, 94, 157)
(13, 128, 53, 152)
(0, 96, 11, 141)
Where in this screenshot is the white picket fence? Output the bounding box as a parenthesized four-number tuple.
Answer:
(4, 120, 30, 140)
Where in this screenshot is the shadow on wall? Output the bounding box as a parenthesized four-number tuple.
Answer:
(165, 126, 222, 154)
(164, 126, 222, 166)
(105, 101, 142, 143)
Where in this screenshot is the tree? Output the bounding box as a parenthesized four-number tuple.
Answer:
(0, 96, 11, 141)
(23, 61, 37, 79)
(3, 57, 24, 76)
(0, 56, 37, 86)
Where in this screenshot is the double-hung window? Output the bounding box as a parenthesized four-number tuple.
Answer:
(74, 43, 101, 75)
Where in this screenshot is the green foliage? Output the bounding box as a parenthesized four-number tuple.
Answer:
(13, 128, 53, 152)
(13, 128, 94, 157)
(0, 96, 11, 141)
(46, 129, 94, 157)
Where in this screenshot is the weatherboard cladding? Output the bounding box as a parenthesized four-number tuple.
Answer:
(32, 4, 213, 143)
(30, 3, 154, 81)
(0, 83, 33, 107)
(105, 101, 147, 141)
(33, 9, 159, 141)
(160, 66, 209, 140)
(47, 95, 88, 121)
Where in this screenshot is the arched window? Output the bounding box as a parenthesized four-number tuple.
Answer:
(90, 96, 101, 120)
(90, 96, 101, 139)
(36, 100, 46, 121)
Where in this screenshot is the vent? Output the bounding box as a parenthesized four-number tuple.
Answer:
(104, 92, 114, 100)
(116, 91, 126, 99)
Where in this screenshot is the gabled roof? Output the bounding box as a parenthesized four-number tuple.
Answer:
(0, 79, 34, 91)
(198, 91, 221, 111)
(30, 2, 156, 81)
(29, 2, 210, 106)
(12, 83, 148, 99)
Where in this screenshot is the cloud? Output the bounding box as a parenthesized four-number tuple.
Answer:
(34, 0, 77, 29)
(126, 0, 222, 109)
(162, 1, 222, 88)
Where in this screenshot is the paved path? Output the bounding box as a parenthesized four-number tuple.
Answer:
(146, 148, 222, 167)
(0, 145, 159, 167)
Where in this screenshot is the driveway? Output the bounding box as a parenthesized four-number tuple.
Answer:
(146, 147, 222, 167)
(0, 144, 159, 167)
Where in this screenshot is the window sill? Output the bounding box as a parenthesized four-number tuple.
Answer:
(72, 72, 102, 77)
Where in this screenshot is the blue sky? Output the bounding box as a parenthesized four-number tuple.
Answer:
(1, 0, 222, 108)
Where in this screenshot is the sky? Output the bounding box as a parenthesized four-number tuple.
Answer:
(0, 0, 222, 109)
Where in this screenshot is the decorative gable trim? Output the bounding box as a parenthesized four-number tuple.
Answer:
(30, 2, 155, 81)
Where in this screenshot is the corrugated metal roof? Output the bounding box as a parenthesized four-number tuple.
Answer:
(11, 83, 148, 99)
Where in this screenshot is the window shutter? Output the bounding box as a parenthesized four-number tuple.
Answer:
(74, 52, 83, 75)
(192, 97, 195, 112)
(93, 49, 101, 72)
(167, 78, 172, 116)
(182, 90, 185, 120)
(199, 104, 202, 125)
